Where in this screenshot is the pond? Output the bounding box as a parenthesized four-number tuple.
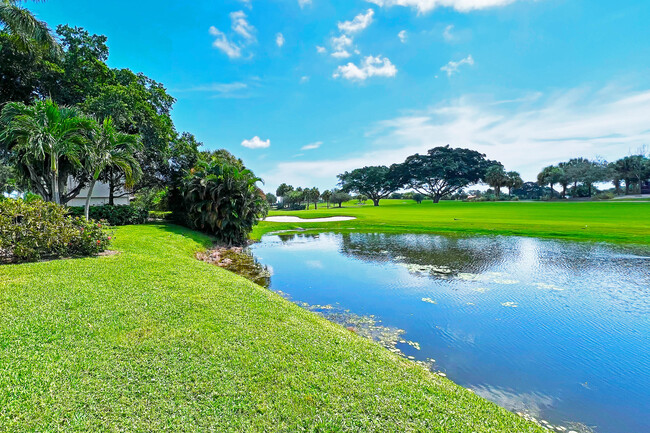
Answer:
(250, 232, 650, 433)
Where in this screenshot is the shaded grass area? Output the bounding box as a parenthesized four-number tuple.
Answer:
(252, 200, 650, 245)
(0, 224, 543, 432)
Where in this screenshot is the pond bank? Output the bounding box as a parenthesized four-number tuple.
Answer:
(0, 223, 545, 432)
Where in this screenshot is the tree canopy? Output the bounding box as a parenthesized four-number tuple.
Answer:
(392, 146, 495, 203)
(338, 165, 398, 206)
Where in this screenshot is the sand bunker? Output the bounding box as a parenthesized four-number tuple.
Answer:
(264, 216, 356, 223)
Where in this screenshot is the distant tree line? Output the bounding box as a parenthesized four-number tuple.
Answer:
(274, 183, 352, 209)
(271, 146, 650, 207)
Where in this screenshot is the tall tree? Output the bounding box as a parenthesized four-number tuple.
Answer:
(0, 98, 93, 204)
(82, 117, 141, 219)
(321, 189, 332, 208)
(536, 165, 562, 199)
(393, 146, 495, 204)
(338, 165, 398, 206)
(613, 155, 649, 194)
(484, 164, 508, 197)
(276, 183, 293, 207)
(0, 0, 59, 55)
(506, 171, 523, 196)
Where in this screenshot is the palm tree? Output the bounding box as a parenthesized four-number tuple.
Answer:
(484, 164, 508, 198)
(0, 1, 59, 55)
(321, 189, 331, 208)
(83, 117, 141, 220)
(537, 165, 562, 199)
(0, 98, 93, 204)
(506, 171, 523, 196)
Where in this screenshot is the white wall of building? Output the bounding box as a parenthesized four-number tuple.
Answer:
(66, 179, 130, 207)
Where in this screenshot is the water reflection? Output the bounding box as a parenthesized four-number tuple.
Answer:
(250, 233, 650, 433)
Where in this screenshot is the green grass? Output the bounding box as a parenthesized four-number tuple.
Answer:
(253, 200, 650, 245)
(0, 223, 543, 432)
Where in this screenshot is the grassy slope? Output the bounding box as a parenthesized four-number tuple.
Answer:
(0, 224, 543, 432)
(252, 200, 650, 245)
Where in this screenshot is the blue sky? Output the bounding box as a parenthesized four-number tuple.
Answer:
(30, 0, 650, 192)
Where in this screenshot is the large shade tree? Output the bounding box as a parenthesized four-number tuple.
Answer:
(0, 98, 93, 204)
(337, 165, 398, 206)
(392, 146, 495, 203)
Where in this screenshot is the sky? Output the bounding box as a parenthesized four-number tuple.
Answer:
(29, 0, 650, 193)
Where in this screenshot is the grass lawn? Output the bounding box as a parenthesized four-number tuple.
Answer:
(253, 200, 650, 245)
(0, 224, 543, 432)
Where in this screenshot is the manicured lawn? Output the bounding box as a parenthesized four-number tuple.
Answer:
(253, 200, 650, 245)
(0, 224, 543, 432)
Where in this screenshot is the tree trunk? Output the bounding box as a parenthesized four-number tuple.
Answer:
(588, 183, 592, 197)
(433, 195, 441, 204)
(549, 183, 555, 199)
(495, 186, 500, 198)
(372, 198, 380, 206)
(625, 180, 630, 195)
(52, 171, 60, 205)
(314, 202, 317, 210)
(85, 180, 96, 220)
(338, 202, 342, 208)
(108, 169, 115, 206)
(561, 185, 567, 198)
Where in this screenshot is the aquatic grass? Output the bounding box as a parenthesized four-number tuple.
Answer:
(252, 200, 650, 246)
(0, 223, 544, 432)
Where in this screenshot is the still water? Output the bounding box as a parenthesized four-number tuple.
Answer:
(250, 233, 650, 433)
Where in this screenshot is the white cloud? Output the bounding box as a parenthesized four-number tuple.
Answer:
(301, 141, 322, 150)
(338, 9, 375, 34)
(238, 0, 252, 9)
(398, 30, 408, 43)
(230, 11, 255, 41)
(330, 34, 353, 58)
(241, 136, 271, 149)
(209, 26, 242, 58)
(209, 11, 256, 59)
(173, 82, 250, 98)
(260, 87, 650, 191)
(441, 54, 474, 76)
(333, 55, 398, 81)
(276, 32, 285, 47)
(316, 45, 327, 54)
(298, 0, 312, 8)
(443, 24, 454, 42)
(366, 0, 518, 13)
(300, 76, 310, 83)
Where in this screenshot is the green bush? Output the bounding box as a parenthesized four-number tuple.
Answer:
(68, 205, 148, 226)
(594, 191, 615, 200)
(0, 199, 111, 263)
(149, 210, 173, 220)
(180, 159, 268, 245)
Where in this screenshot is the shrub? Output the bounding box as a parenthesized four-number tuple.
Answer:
(594, 191, 615, 200)
(149, 210, 173, 220)
(180, 159, 268, 245)
(68, 205, 148, 226)
(0, 199, 111, 263)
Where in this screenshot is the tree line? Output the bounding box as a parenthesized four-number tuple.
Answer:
(272, 146, 650, 207)
(274, 184, 353, 209)
(537, 155, 650, 198)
